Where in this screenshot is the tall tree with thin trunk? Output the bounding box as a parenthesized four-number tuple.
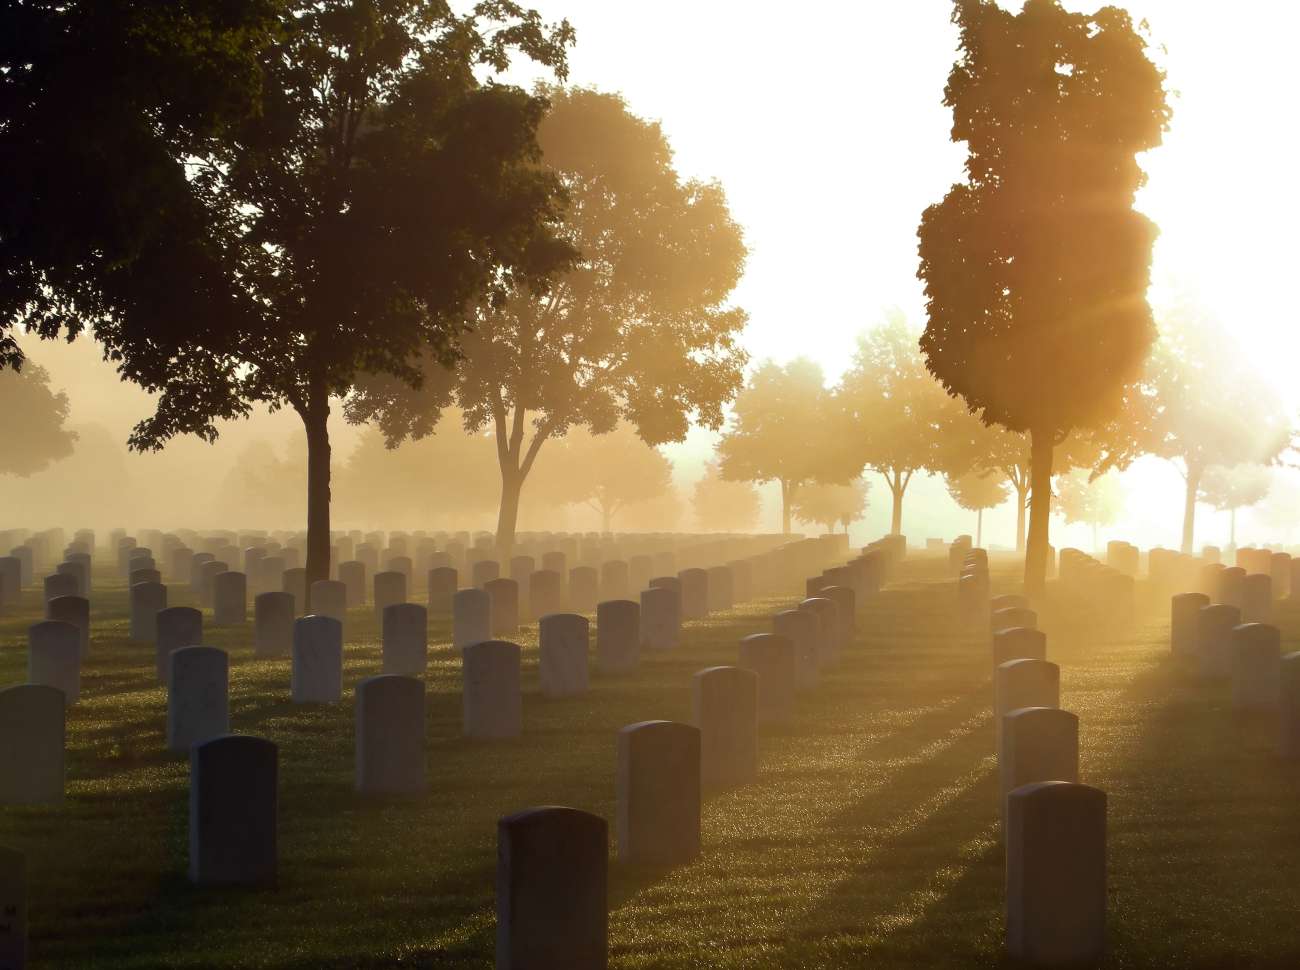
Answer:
(918, 0, 1169, 595)
(839, 311, 970, 536)
(792, 479, 870, 535)
(945, 469, 1008, 548)
(716, 358, 854, 534)
(1056, 468, 1125, 553)
(348, 87, 748, 555)
(1201, 465, 1272, 549)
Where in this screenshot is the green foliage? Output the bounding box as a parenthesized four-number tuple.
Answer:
(717, 357, 853, 532)
(347, 86, 748, 549)
(1055, 468, 1125, 529)
(792, 479, 870, 533)
(0, 361, 76, 476)
(1200, 464, 1272, 513)
(918, 0, 1168, 436)
(944, 469, 1008, 513)
(693, 461, 761, 532)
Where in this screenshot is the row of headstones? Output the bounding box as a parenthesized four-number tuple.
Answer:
(1057, 548, 1134, 618)
(989, 596, 1107, 966)
(1171, 591, 1300, 717)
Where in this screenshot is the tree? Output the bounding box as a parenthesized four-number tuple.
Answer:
(1, 1, 282, 371)
(792, 479, 869, 535)
(0, 361, 76, 477)
(918, 0, 1169, 595)
(25, 3, 577, 585)
(1200, 464, 1272, 549)
(530, 424, 673, 532)
(716, 358, 855, 534)
(945, 469, 1008, 548)
(838, 311, 971, 535)
(1055, 469, 1125, 552)
(347, 86, 748, 555)
(693, 462, 761, 533)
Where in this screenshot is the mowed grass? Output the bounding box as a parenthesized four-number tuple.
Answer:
(3, 555, 1300, 968)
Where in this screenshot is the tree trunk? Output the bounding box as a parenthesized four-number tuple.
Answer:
(1181, 463, 1202, 555)
(303, 395, 332, 593)
(1015, 482, 1029, 553)
(780, 479, 794, 535)
(976, 508, 983, 548)
(1229, 506, 1237, 548)
(1092, 521, 1099, 554)
(602, 502, 612, 534)
(887, 468, 908, 536)
(1024, 428, 1055, 597)
(496, 471, 522, 559)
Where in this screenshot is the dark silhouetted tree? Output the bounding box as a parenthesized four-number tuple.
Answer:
(14, 3, 576, 585)
(0, 361, 76, 476)
(946, 469, 1008, 548)
(839, 311, 970, 536)
(1096, 304, 1291, 553)
(716, 358, 854, 534)
(531, 424, 674, 532)
(1, 2, 283, 372)
(1056, 468, 1125, 553)
(348, 87, 748, 555)
(1200, 464, 1272, 550)
(918, 0, 1169, 595)
(792, 479, 869, 535)
(693, 462, 761, 533)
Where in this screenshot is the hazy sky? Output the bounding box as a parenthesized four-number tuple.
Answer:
(13, 1, 1300, 548)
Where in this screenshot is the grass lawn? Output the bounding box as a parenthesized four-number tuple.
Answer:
(3, 553, 1300, 968)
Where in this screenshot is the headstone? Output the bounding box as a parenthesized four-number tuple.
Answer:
(373, 570, 407, 622)
(999, 706, 1078, 818)
(990, 593, 1031, 614)
(528, 569, 562, 621)
(1171, 592, 1209, 656)
(42, 571, 78, 604)
(0, 556, 21, 612)
(292, 615, 343, 704)
(617, 720, 701, 867)
(600, 560, 630, 601)
(798, 597, 839, 668)
(738, 633, 796, 723)
(472, 559, 500, 588)
(992, 606, 1037, 634)
(539, 613, 590, 698)
(129, 567, 161, 588)
(0, 684, 64, 804)
(569, 566, 599, 613)
(282, 567, 308, 610)
(691, 666, 758, 789)
(339, 560, 366, 608)
(428, 566, 458, 615)
(1197, 604, 1240, 679)
(596, 600, 640, 674)
(994, 659, 1060, 752)
(46, 594, 89, 658)
(382, 603, 428, 676)
(678, 568, 708, 620)
(355, 675, 426, 795)
(1241, 573, 1273, 624)
(638, 586, 679, 653)
(1279, 652, 1300, 758)
(706, 565, 734, 613)
(773, 609, 819, 689)
(212, 570, 248, 626)
(168, 646, 230, 752)
(819, 585, 856, 650)
(28, 621, 81, 704)
(254, 591, 294, 658)
(453, 588, 491, 651)
(992, 627, 1047, 670)
(462, 640, 522, 739)
(1231, 622, 1281, 710)
(57, 559, 88, 596)
(156, 606, 203, 683)
(197, 560, 228, 607)
(485, 577, 520, 636)
(1005, 782, 1106, 966)
(1217, 566, 1247, 610)
(309, 579, 347, 627)
(629, 554, 654, 594)
(496, 807, 607, 970)
(0, 846, 26, 969)
(189, 735, 277, 886)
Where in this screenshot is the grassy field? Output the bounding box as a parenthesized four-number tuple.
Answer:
(3, 554, 1300, 968)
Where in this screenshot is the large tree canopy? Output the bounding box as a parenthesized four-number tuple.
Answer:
(716, 358, 854, 535)
(530, 424, 674, 532)
(838, 311, 971, 535)
(918, 0, 1169, 594)
(348, 86, 748, 554)
(0, 361, 76, 477)
(1, 0, 283, 371)
(791, 479, 869, 535)
(8, 2, 577, 584)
